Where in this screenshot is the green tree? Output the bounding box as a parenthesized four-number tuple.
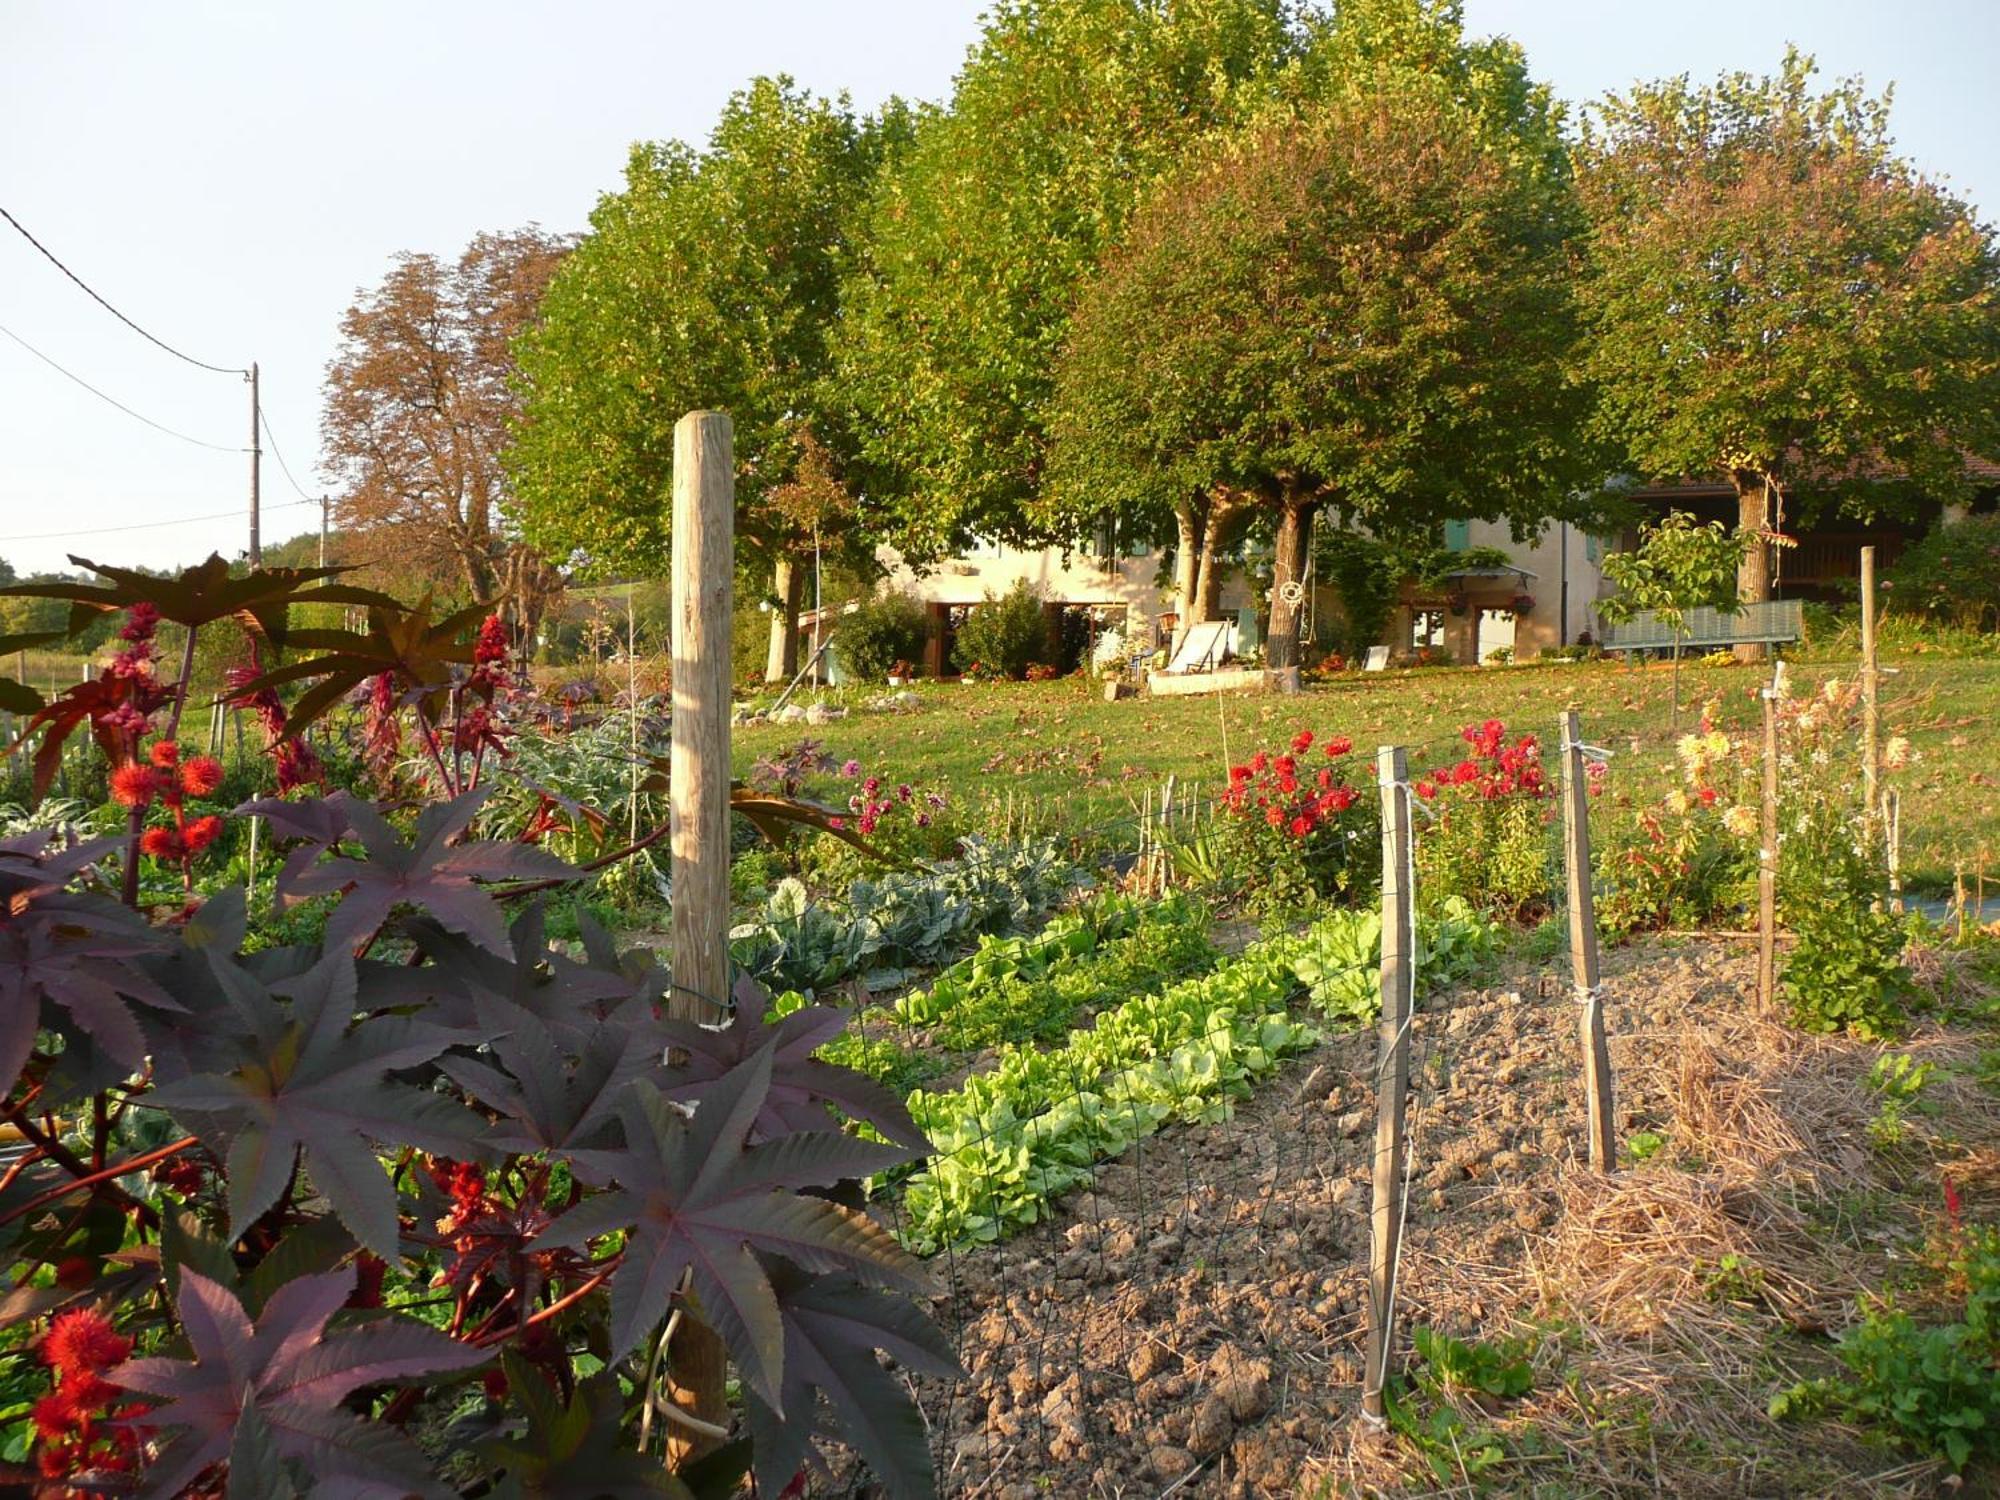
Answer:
(507, 78, 904, 680)
(1047, 35, 1591, 673)
(832, 0, 1296, 595)
(1596, 510, 1754, 715)
(1576, 50, 2000, 659)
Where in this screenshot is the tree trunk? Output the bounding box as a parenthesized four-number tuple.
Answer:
(1171, 496, 1204, 648)
(1732, 470, 1771, 663)
(764, 555, 804, 684)
(1191, 492, 1248, 627)
(1266, 492, 1317, 682)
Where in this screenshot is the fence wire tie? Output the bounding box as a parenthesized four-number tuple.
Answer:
(1573, 981, 1603, 1010)
(1561, 736, 1614, 763)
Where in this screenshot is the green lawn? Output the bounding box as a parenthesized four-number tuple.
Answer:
(736, 648, 2000, 897)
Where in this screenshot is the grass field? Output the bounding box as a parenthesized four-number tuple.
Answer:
(736, 647, 2000, 897)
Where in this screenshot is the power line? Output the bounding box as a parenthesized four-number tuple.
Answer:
(0, 321, 246, 454)
(0, 498, 314, 546)
(258, 407, 317, 502)
(0, 204, 245, 376)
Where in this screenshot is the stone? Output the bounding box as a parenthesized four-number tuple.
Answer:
(1148, 1445, 1197, 1482)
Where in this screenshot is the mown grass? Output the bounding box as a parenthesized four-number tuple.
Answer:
(735, 647, 2000, 898)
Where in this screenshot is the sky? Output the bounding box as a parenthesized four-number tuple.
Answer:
(3, 0, 1996, 580)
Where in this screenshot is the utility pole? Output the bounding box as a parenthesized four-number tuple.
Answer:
(247, 361, 263, 567)
(318, 494, 330, 569)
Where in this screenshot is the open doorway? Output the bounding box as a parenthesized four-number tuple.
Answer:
(1476, 607, 1517, 663)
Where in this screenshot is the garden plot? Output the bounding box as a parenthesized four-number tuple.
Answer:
(845, 938, 2000, 1500)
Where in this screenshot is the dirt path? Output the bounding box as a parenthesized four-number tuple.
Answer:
(877, 938, 2000, 1499)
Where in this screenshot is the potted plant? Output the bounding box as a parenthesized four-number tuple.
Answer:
(1508, 593, 1536, 617)
(886, 659, 916, 687)
(1445, 589, 1470, 617)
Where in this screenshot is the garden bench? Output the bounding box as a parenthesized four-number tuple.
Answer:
(1597, 599, 1803, 654)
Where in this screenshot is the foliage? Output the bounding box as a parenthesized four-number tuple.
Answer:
(1292, 896, 1504, 1024)
(836, 591, 933, 683)
(730, 838, 1082, 995)
(894, 920, 1323, 1252)
(1412, 1326, 1534, 1399)
(0, 560, 956, 1499)
(833, 0, 1295, 559)
(1888, 512, 2000, 630)
(1597, 511, 1754, 637)
(507, 73, 901, 679)
(1784, 904, 1914, 1041)
(321, 226, 571, 611)
(894, 891, 1214, 1050)
(951, 580, 1051, 680)
(1576, 48, 2000, 588)
(1774, 1228, 2000, 1471)
(1045, 15, 1594, 667)
(1412, 720, 1555, 921)
(1215, 728, 1374, 915)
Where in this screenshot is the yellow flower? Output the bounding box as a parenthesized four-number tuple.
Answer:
(1664, 788, 1691, 816)
(1723, 805, 1759, 839)
(1884, 736, 1913, 770)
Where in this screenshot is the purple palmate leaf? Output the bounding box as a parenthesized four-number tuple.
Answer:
(109, 1265, 485, 1500)
(278, 789, 572, 956)
(658, 974, 930, 1154)
(535, 1046, 928, 1401)
(146, 952, 490, 1259)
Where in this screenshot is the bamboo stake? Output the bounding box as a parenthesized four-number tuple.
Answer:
(1756, 678, 1780, 1015)
(1860, 546, 1879, 848)
(1561, 711, 1614, 1173)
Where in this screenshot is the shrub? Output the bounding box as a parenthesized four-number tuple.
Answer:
(953, 579, 1051, 679)
(1413, 719, 1554, 921)
(838, 590, 933, 681)
(1889, 511, 2000, 629)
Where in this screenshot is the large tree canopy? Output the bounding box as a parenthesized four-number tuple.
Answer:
(1575, 49, 2000, 632)
(320, 227, 571, 612)
(1048, 19, 1593, 670)
(506, 77, 901, 675)
(830, 0, 1298, 563)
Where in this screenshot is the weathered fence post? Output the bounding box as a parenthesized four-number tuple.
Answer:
(668, 409, 734, 1452)
(1362, 745, 1414, 1427)
(1860, 545, 1879, 846)
(1756, 675, 1781, 1015)
(1560, 712, 1615, 1173)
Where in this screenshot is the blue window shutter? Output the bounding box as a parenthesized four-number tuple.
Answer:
(1443, 520, 1470, 552)
(1585, 534, 1600, 564)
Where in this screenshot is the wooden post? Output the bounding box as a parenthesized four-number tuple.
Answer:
(1560, 712, 1615, 1173)
(1860, 546, 1879, 846)
(1756, 680, 1780, 1014)
(667, 410, 734, 1454)
(1362, 745, 1413, 1427)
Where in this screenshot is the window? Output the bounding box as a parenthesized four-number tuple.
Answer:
(1411, 610, 1446, 649)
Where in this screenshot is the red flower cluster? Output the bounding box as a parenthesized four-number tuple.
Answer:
(32, 1309, 149, 1487)
(1416, 719, 1548, 803)
(449, 615, 515, 763)
(226, 648, 324, 793)
(364, 670, 403, 781)
(835, 767, 940, 836)
(1223, 731, 1362, 841)
(116, 739, 227, 889)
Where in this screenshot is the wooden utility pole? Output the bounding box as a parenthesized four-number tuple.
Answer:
(1756, 677, 1780, 1014)
(1860, 546, 1878, 844)
(667, 410, 734, 1454)
(1560, 711, 1615, 1172)
(247, 361, 262, 567)
(1362, 745, 1414, 1427)
(318, 494, 330, 570)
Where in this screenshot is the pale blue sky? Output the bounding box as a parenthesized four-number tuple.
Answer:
(3, 0, 1995, 577)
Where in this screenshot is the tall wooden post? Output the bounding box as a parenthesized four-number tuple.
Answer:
(1884, 790, 1903, 915)
(1860, 546, 1879, 845)
(1560, 712, 1614, 1173)
(668, 410, 734, 1452)
(1362, 745, 1413, 1427)
(1756, 681, 1780, 1015)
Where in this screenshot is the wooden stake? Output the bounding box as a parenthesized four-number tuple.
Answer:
(1756, 681, 1780, 1014)
(1885, 790, 1903, 915)
(1362, 745, 1413, 1427)
(1560, 712, 1614, 1173)
(1860, 545, 1879, 846)
(667, 410, 734, 1456)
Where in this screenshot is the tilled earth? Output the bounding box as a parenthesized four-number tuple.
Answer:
(826, 937, 2000, 1499)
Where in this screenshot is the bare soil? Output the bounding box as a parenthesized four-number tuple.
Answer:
(867, 937, 2000, 1499)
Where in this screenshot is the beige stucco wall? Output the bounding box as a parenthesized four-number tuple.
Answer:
(875, 542, 1257, 651)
